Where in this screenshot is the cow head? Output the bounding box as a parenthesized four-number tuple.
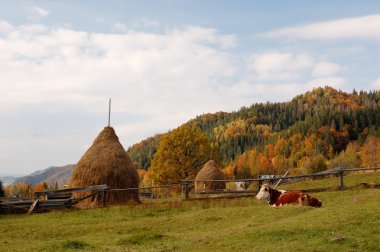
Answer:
(255, 184, 271, 200)
(299, 193, 322, 207)
(308, 196, 322, 207)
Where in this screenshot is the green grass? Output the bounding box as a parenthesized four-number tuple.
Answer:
(1, 172, 379, 252)
(62, 240, 91, 249)
(278, 170, 380, 190)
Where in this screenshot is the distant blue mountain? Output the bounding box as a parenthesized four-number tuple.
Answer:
(0, 176, 19, 186)
(12, 164, 76, 186)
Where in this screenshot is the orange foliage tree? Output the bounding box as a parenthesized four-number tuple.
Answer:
(6, 183, 33, 197)
(34, 182, 48, 192)
(361, 136, 380, 167)
(136, 169, 147, 184)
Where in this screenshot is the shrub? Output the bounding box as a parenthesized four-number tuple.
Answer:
(303, 154, 327, 174)
(329, 143, 361, 169)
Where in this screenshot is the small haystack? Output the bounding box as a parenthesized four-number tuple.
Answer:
(71, 126, 139, 205)
(195, 160, 226, 193)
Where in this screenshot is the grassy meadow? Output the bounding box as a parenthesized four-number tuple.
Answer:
(1, 172, 379, 252)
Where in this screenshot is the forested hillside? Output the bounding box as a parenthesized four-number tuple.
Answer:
(127, 86, 380, 175)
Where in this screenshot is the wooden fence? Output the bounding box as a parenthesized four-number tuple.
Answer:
(181, 167, 380, 200)
(105, 184, 181, 199)
(0, 184, 182, 214)
(1, 167, 379, 214)
(0, 184, 109, 214)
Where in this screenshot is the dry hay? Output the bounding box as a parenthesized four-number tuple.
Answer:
(71, 126, 139, 206)
(195, 160, 226, 193)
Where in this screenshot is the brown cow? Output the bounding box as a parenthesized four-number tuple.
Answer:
(255, 184, 322, 207)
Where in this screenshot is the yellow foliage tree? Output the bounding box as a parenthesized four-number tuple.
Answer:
(149, 126, 218, 184)
(7, 183, 33, 197)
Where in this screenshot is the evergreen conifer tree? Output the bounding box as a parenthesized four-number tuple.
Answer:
(0, 180, 5, 197)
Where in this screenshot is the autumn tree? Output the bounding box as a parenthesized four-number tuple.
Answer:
(235, 152, 252, 179)
(150, 126, 218, 184)
(302, 153, 327, 174)
(0, 180, 5, 197)
(136, 169, 147, 184)
(329, 143, 361, 169)
(361, 136, 380, 167)
(221, 164, 236, 179)
(7, 183, 33, 197)
(34, 182, 48, 192)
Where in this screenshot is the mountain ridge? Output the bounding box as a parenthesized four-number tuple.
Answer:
(11, 164, 76, 187)
(127, 86, 380, 170)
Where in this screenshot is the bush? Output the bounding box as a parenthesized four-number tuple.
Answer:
(303, 154, 327, 174)
(329, 144, 361, 169)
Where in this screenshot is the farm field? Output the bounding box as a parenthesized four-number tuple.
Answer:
(1, 172, 379, 252)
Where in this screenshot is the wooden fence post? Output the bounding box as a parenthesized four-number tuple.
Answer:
(150, 188, 154, 199)
(338, 171, 344, 189)
(258, 174, 262, 190)
(182, 179, 189, 200)
(102, 190, 107, 207)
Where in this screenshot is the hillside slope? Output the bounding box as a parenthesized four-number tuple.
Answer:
(127, 86, 380, 171)
(13, 164, 75, 186)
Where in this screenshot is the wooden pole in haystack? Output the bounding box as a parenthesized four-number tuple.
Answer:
(108, 98, 111, 127)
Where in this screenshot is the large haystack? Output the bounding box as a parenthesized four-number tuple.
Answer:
(195, 160, 226, 193)
(71, 126, 139, 205)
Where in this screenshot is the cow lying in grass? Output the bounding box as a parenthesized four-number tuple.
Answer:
(255, 184, 322, 207)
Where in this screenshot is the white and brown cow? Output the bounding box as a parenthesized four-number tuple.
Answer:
(255, 184, 322, 207)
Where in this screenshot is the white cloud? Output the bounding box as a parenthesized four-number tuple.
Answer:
(112, 18, 160, 33)
(371, 78, 380, 89)
(261, 14, 380, 40)
(312, 62, 343, 78)
(113, 22, 129, 33)
(247, 52, 314, 81)
(31, 6, 50, 17)
(0, 23, 239, 125)
(134, 17, 160, 29)
(0, 21, 14, 33)
(27, 5, 50, 21)
(307, 77, 346, 88)
(247, 52, 346, 82)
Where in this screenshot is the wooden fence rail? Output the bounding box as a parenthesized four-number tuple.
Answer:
(34, 184, 109, 198)
(0, 184, 110, 214)
(181, 167, 380, 200)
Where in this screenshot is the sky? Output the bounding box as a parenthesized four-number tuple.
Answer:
(0, 1, 380, 175)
